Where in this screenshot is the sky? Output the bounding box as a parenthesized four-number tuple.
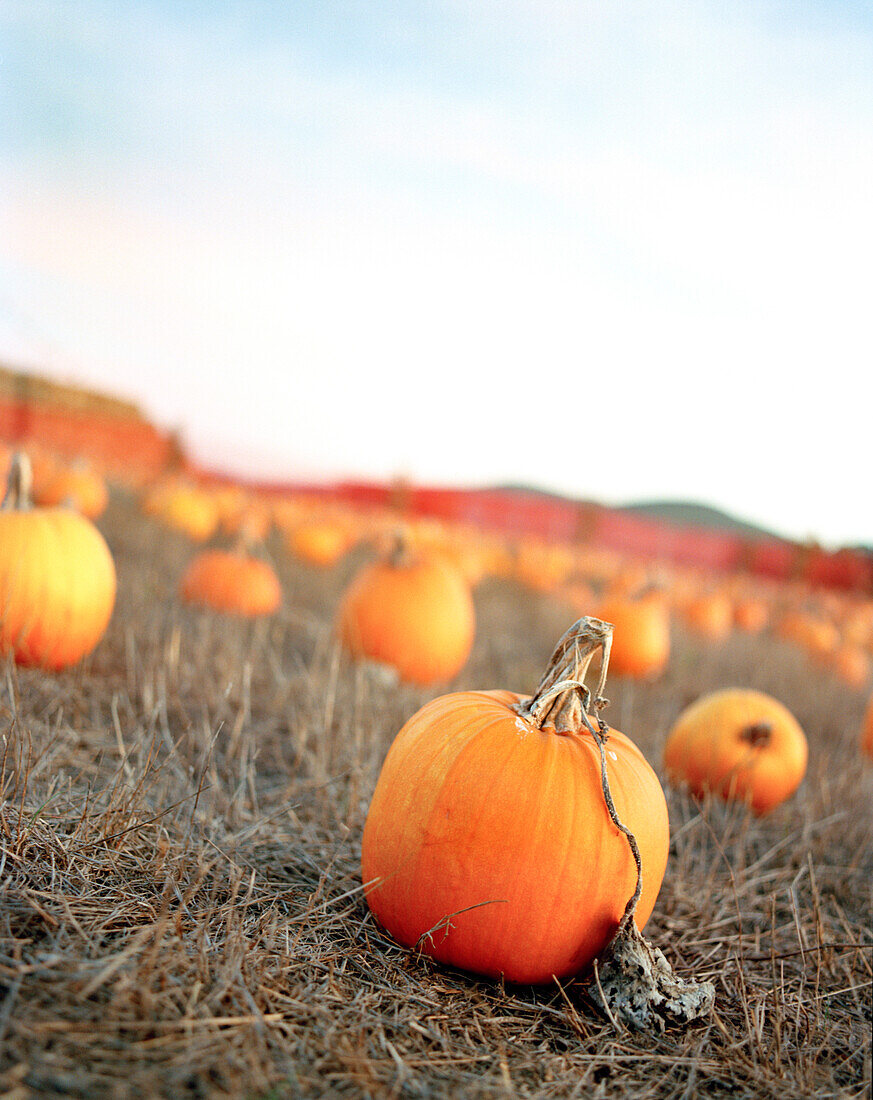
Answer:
(1, 1, 871, 547)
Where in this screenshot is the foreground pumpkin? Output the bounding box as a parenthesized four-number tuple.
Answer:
(337, 535, 475, 685)
(361, 618, 669, 984)
(0, 453, 116, 670)
(180, 548, 281, 617)
(663, 688, 808, 815)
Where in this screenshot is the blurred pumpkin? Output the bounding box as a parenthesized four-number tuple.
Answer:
(683, 591, 733, 642)
(361, 618, 669, 983)
(830, 643, 870, 690)
(337, 534, 475, 685)
(287, 519, 353, 568)
(144, 481, 219, 542)
(733, 596, 769, 635)
(35, 460, 108, 519)
(596, 589, 670, 679)
(664, 688, 807, 815)
(0, 453, 116, 670)
(180, 548, 281, 617)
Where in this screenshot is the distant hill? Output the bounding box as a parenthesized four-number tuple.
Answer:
(619, 500, 781, 541)
(497, 484, 783, 543)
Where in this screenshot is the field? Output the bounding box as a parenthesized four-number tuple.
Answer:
(1, 486, 871, 1099)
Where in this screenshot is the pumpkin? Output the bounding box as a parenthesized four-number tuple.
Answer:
(683, 591, 733, 642)
(733, 596, 769, 635)
(337, 534, 475, 685)
(287, 519, 353, 568)
(35, 460, 109, 519)
(663, 688, 808, 815)
(0, 453, 116, 670)
(595, 590, 670, 679)
(361, 618, 670, 983)
(180, 548, 281, 617)
(144, 481, 220, 542)
(830, 643, 870, 690)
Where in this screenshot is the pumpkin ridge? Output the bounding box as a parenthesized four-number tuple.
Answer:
(401, 702, 520, 924)
(412, 707, 529, 966)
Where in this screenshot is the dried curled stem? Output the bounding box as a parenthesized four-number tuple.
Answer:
(516, 617, 715, 1031)
(514, 618, 643, 939)
(513, 616, 613, 733)
(1, 452, 32, 511)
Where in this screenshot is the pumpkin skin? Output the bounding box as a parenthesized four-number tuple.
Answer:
(663, 689, 807, 815)
(595, 592, 670, 679)
(0, 503, 116, 670)
(362, 689, 669, 984)
(180, 549, 281, 617)
(337, 550, 475, 685)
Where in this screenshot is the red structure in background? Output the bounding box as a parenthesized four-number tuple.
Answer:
(253, 478, 872, 594)
(1, 371, 869, 593)
(0, 388, 178, 485)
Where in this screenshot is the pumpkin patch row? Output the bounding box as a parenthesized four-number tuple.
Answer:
(0, 442, 870, 1025)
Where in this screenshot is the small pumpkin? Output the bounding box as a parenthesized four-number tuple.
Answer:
(180, 548, 281, 617)
(144, 481, 220, 542)
(596, 589, 670, 679)
(287, 519, 353, 569)
(830, 643, 870, 690)
(0, 453, 116, 670)
(733, 596, 769, 635)
(34, 460, 109, 519)
(663, 688, 808, 815)
(361, 618, 669, 983)
(337, 534, 475, 685)
(683, 591, 733, 642)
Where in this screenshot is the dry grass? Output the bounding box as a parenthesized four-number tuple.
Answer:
(1, 489, 871, 1098)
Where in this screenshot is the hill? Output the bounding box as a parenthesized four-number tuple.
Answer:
(497, 484, 782, 543)
(619, 499, 781, 541)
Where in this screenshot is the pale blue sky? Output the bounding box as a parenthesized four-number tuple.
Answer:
(1, 1, 871, 545)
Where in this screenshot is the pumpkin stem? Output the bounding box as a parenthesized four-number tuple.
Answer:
(515, 619, 643, 936)
(514, 616, 613, 733)
(1, 452, 33, 511)
(386, 527, 414, 568)
(740, 721, 772, 748)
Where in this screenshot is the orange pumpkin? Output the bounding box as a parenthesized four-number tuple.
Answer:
(35, 461, 109, 519)
(733, 596, 769, 635)
(663, 689, 808, 815)
(683, 592, 733, 642)
(180, 549, 281, 617)
(595, 590, 670, 679)
(337, 536, 475, 685)
(361, 618, 669, 983)
(145, 481, 219, 542)
(830, 643, 870, 690)
(0, 453, 116, 670)
(287, 520, 353, 568)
